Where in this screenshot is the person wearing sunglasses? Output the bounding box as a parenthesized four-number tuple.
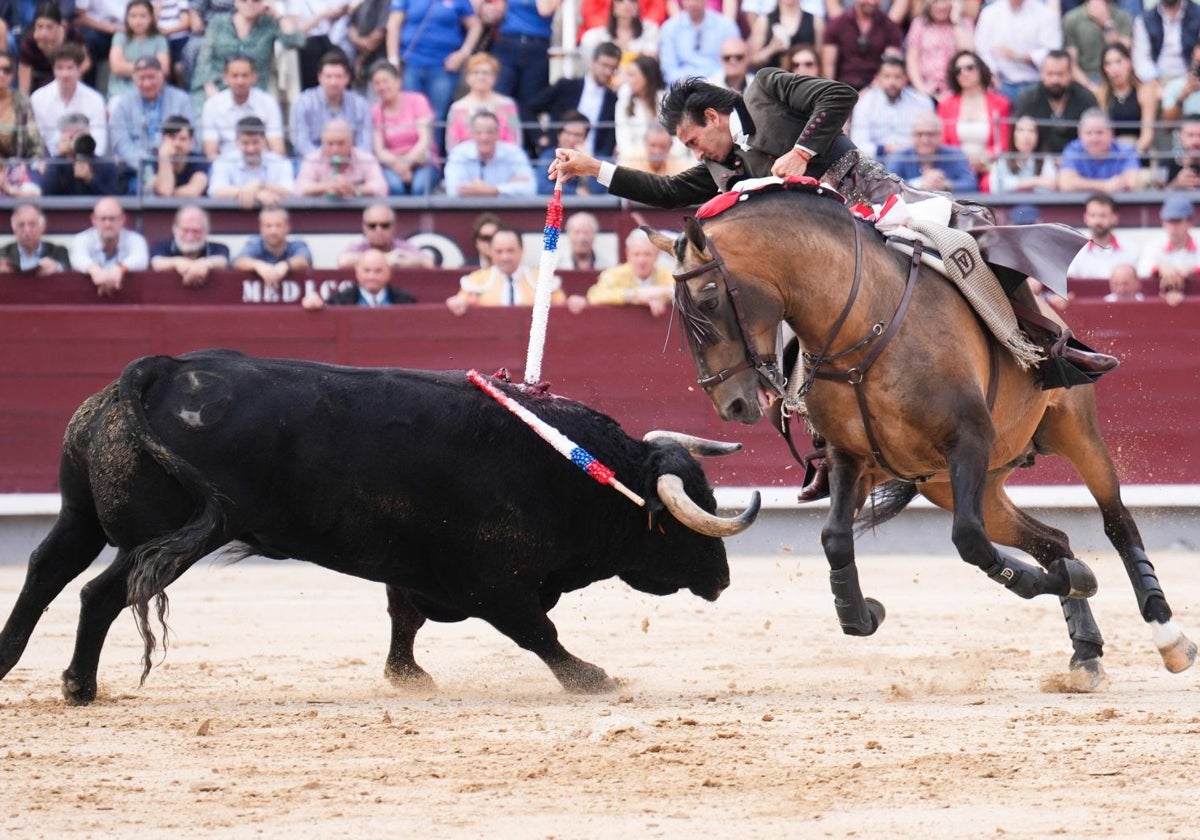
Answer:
(708, 37, 756, 94)
(337, 203, 433, 268)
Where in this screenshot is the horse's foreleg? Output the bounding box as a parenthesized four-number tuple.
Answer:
(946, 436, 1097, 601)
(821, 452, 884, 636)
(1035, 390, 1196, 673)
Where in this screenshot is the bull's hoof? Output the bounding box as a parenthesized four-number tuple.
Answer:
(1054, 557, 1098, 599)
(839, 598, 886, 637)
(1068, 657, 1109, 692)
(1158, 631, 1197, 674)
(560, 662, 619, 694)
(384, 664, 437, 693)
(61, 669, 96, 706)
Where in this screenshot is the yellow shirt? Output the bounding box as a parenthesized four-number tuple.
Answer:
(453, 265, 566, 307)
(585, 263, 674, 305)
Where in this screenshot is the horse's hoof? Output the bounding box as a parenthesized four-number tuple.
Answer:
(1068, 657, 1109, 692)
(1057, 557, 1098, 599)
(839, 598, 885, 637)
(1157, 629, 1197, 674)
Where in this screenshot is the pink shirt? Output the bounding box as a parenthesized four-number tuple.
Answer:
(372, 92, 434, 159)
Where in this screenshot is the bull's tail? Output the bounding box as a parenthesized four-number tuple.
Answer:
(117, 355, 228, 685)
(855, 480, 920, 534)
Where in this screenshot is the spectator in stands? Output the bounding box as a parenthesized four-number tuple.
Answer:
(851, 55, 933, 160)
(296, 119, 387, 198)
(74, 0, 127, 87)
(38, 111, 120, 195)
(749, 0, 821, 72)
(1137, 196, 1197, 306)
(495, 0, 567, 106)
(190, 0, 306, 113)
(384, 0, 480, 135)
(1067, 192, 1140, 283)
(618, 121, 691, 174)
(1103, 265, 1145, 300)
(536, 112, 601, 196)
(579, 0, 660, 65)
(179, 0, 236, 83)
(18, 4, 92, 95)
(208, 115, 295, 208)
(0, 203, 70, 274)
(1131, 0, 1200, 85)
(110, 56, 194, 193)
(149, 203, 231, 285)
(466, 212, 500, 269)
(106, 0, 170, 103)
(989, 114, 1059, 192)
(709, 37, 756, 94)
(937, 50, 1010, 189)
(343, 0, 390, 83)
(289, 50, 372, 159)
(1058, 108, 1143, 191)
(784, 43, 823, 76)
(444, 53, 522, 153)
(1165, 114, 1200, 186)
(560, 212, 609, 270)
(446, 226, 565, 315)
(31, 43, 107, 156)
(903, 0, 974, 102)
(1063, 0, 1134, 88)
(1096, 43, 1160, 158)
(156, 0, 194, 81)
(822, 0, 903, 91)
(975, 0, 1063, 104)
(524, 41, 620, 160)
(444, 110, 535, 198)
(885, 111, 978, 192)
(233, 206, 313, 287)
(1160, 40, 1200, 121)
(1014, 50, 1099, 156)
(303, 248, 418, 309)
(614, 55, 670, 167)
(337, 203, 433, 268)
(285, 0, 352, 92)
(152, 115, 210, 197)
(0, 52, 43, 189)
(200, 55, 286, 159)
(566, 228, 674, 316)
(368, 60, 438, 197)
(658, 0, 740, 84)
(580, 0, 669, 34)
(68, 196, 150, 296)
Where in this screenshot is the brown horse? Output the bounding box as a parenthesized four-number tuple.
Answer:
(646, 185, 1196, 687)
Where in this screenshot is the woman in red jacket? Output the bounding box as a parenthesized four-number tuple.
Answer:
(937, 50, 1011, 191)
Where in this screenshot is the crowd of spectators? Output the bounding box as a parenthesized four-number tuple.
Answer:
(0, 0, 1198, 302)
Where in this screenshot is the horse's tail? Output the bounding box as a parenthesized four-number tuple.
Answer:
(855, 481, 920, 534)
(117, 355, 227, 686)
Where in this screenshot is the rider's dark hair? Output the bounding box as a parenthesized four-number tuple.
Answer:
(659, 77, 742, 135)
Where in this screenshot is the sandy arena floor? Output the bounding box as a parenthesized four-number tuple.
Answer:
(1, 549, 1198, 839)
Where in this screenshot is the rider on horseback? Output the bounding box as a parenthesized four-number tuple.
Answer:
(550, 69, 1118, 500)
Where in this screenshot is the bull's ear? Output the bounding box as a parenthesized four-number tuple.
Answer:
(640, 225, 675, 256)
(682, 216, 706, 255)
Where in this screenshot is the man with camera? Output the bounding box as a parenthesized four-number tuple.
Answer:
(30, 43, 107, 158)
(37, 112, 119, 196)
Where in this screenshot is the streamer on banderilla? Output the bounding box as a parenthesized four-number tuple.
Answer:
(523, 176, 564, 385)
(467, 369, 646, 507)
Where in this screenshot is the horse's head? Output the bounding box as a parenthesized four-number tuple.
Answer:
(644, 218, 784, 425)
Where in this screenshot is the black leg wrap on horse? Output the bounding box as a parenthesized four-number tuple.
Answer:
(829, 563, 881, 636)
(1124, 548, 1170, 622)
(1060, 600, 1104, 652)
(984, 555, 1043, 600)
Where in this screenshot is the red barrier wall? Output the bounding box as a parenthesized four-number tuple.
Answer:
(0, 298, 1196, 492)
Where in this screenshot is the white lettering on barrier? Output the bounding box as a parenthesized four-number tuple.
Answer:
(241, 278, 354, 304)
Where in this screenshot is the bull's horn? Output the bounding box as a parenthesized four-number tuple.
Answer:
(643, 430, 743, 457)
(656, 474, 760, 537)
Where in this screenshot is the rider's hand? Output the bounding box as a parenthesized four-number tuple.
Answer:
(771, 148, 811, 179)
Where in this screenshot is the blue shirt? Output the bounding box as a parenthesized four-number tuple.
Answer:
(389, 0, 476, 66)
(1060, 138, 1140, 180)
(235, 237, 313, 265)
(498, 0, 554, 38)
(884, 145, 978, 194)
(444, 139, 535, 197)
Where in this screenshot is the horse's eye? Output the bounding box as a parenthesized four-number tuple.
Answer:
(699, 296, 719, 313)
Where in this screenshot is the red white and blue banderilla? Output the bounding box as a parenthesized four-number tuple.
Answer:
(522, 177, 564, 385)
(467, 369, 646, 507)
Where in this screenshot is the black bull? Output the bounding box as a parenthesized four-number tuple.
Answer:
(0, 350, 760, 703)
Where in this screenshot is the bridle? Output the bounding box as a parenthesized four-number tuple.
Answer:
(671, 233, 786, 398)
